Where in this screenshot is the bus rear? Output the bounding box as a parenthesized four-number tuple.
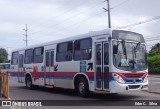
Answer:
(109, 30, 148, 93)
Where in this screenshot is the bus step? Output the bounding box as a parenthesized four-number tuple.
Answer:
(45, 85, 54, 88)
(95, 90, 110, 94)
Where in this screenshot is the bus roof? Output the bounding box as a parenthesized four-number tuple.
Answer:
(12, 29, 112, 52)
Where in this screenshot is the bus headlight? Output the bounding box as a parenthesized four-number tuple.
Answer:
(143, 75, 148, 83)
(113, 73, 125, 84)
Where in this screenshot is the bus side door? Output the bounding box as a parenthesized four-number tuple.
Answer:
(45, 50, 54, 85)
(18, 54, 24, 83)
(95, 42, 109, 90)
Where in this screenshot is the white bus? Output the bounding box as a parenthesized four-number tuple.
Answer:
(10, 29, 148, 97)
(0, 63, 10, 72)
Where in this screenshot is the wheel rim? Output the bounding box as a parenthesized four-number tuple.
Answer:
(79, 82, 84, 94)
(27, 78, 31, 88)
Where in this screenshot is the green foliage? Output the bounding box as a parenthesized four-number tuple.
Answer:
(148, 43, 160, 56)
(148, 43, 160, 74)
(148, 54, 160, 71)
(0, 48, 8, 63)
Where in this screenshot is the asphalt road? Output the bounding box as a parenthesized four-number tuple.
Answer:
(1, 74, 160, 109)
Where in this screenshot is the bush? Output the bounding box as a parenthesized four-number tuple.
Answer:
(148, 54, 160, 74)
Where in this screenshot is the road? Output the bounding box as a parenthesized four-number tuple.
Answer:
(1, 74, 160, 109)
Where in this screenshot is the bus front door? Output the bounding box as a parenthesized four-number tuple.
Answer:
(95, 42, 109, 90)
(18, 54, 24, 83)
(45, 50, 54, 85)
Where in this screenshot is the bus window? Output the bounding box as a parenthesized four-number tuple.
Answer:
(33, 47, 44, 63)
(104, 43, 109, 65)
(11, 51, 19, 65)
(24, 49, 33, 64)
(51, 51, 54, 66)
(0, 65, 5, 69)
(5, 64, 10, 69)
(45, 51, 49, 67)
(56, 41, 73, 62)
(74, 38, 92, 60)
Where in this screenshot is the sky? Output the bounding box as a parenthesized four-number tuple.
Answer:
(0, 0, 160, 59)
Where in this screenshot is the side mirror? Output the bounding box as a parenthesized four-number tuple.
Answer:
(113, 45, 118, 54)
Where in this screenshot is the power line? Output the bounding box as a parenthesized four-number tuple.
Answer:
(29, 0, 132, 36)
(30, 12, 104, 40)
(29, 1, 104, 36)
(145, 33, 160, 39)
(110, 0, 130, 10)
(29, 0, 91, 29)
(146, 38, 160, 42)
(115, 16, 160, 29)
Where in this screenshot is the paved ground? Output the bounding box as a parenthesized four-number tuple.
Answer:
(0, 74, 160, 109)
(148, 74, 160, 94)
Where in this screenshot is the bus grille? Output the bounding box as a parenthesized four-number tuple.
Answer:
(122, 73, 145, 78)
(128, 85, 140, 89)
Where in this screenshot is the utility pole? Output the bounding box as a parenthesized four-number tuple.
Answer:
(103, 0, 111, 28)
(23, 24, 28, 47)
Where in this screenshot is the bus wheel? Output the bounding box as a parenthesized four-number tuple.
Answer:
(77, 77, 89, 97)
(26, 76, 33, 89)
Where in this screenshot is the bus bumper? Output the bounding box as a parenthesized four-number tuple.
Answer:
(109, 81, 149, 93)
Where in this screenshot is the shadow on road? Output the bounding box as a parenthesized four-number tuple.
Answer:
(15, 85, 140, 100)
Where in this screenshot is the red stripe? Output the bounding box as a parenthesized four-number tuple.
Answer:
(86, 72, 94, 77)
(110, 72, 148, 78)
(11, 71, 95, 77)
(53, 72, 76, 77)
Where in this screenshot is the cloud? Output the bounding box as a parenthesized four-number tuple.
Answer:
(0, 0, 159, 58)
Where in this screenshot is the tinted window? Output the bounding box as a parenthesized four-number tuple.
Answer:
(74, 38, 92, 60)
(11, 52, 18, 65)
(24, 49, 33, 64)
(45, 51, 49, 67)
(33, 47, 44, 63)
(0, 65, 5, 69)
(5, 64, 10, 69)
(19, 55, 24, 67)
(56, 42, 73, 62)
(96, 44, 101, 65)
(51, 51, 54, 66)
(112, 30, 145, 43)
(104, 43, 109, 65)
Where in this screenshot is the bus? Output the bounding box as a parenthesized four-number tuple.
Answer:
(0, 63, 10, 72)
(10, 29, 148, 97)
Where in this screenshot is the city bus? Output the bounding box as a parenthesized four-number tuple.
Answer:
(0, 63, 10, 72)
(10, 29, 148, 97)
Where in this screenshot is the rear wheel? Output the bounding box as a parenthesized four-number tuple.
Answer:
(25, 76, 33, 89)
(77, 77, 89, 97)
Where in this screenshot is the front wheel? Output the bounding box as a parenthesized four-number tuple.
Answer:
(25, 76, 33, 89)
(77, 77, 89, 97)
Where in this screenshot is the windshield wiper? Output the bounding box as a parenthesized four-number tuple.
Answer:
(134, 42, 141, 58)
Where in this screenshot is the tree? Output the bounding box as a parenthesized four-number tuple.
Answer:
(148, 43, 160, 56)
(148, 43, 160, 74)
(0, 48, 8, 63)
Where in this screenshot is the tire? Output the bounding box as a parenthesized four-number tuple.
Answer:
(77, 77, 89, 97)
(25, 76, 33, 89)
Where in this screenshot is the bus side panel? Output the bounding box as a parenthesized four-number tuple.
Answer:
(53, 37, 96, 91)
(10, 64, 19, 81)
(31, 63, 45, 86)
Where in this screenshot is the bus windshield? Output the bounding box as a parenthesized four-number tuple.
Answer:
(113, 40, 147, 71)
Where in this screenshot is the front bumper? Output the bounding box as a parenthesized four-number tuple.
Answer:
(109, 81, 148, 93)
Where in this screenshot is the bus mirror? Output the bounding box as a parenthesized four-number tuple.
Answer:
(113, 45, 118, 54)
(108, 37, 112, 41)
